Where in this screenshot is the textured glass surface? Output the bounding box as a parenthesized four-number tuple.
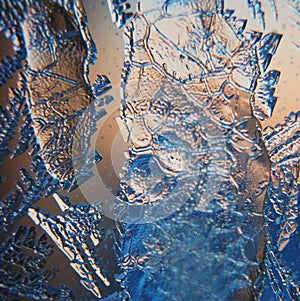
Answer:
(0, 0, 299, 300)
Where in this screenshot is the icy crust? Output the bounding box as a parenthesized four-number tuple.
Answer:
(262, 112, 300, 300)
(18, 0, 110, 189)
(0, 225, 75, 300)
(0, 0, 109, 232)
(264, 112, 300, 252)
(28, 193, 108, 299)
(114, 1, 282, 300)
(0, 0, 298, 300)
(28, 193, 130, 300)
(0, 0, 111, 190)
(0, 1, 115, 298)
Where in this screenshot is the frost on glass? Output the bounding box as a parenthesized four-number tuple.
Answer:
(0, 0, 107, 231)
(0, 225, 75, 300)
(113, 0, 299, 300)
(1, 0, 110, 190)
(28, 193, 111, 298)
(20, 0, 111, 190)
(115, 0, 272, 300)
(263, 112, 300, 300)
(0, 0, 299, 300)
(0, 0, 118, 299)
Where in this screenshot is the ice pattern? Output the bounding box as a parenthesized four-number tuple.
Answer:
(0, 0, 116, 299)
(0, 0, 299, 300)
(0, 224, 74, 300)
(113, 0, 299, 300)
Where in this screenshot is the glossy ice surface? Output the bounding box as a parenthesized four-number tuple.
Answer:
(0, 0, 299, 300)
(115, 1, 272, 299)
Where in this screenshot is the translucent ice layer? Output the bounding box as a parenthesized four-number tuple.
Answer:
(1, 0, 111, 190)
(112, 1, 293, 300)
(20, 0, 110, 189)
(262, 112, 300, 299)
(0, 0, 299, 300)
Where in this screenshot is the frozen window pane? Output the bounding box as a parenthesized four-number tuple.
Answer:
(0, 0, 299, 300)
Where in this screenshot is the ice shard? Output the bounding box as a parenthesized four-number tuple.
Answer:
(28, 193, 110, 299)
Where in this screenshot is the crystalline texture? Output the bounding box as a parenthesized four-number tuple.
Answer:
(246, 0, 266, 28)
(1, 0, 111, 191)
(0, 50, 25, 86)
(18, 0, 110, 189)
(107, 0, 134, 28)
(0, 159, 60, 233)
(0, 225, 69, 300)
(263, 113, 300, 301)
(113, 0, 283, 300)
(0, 0, 299, 300)
(0, 78, 26, 167)
(28, 193, 110, 299)
(0, 0, 111, 231)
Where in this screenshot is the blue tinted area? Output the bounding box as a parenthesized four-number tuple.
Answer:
(0, 0, 299, 300)
(0, 225, 63, 300)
